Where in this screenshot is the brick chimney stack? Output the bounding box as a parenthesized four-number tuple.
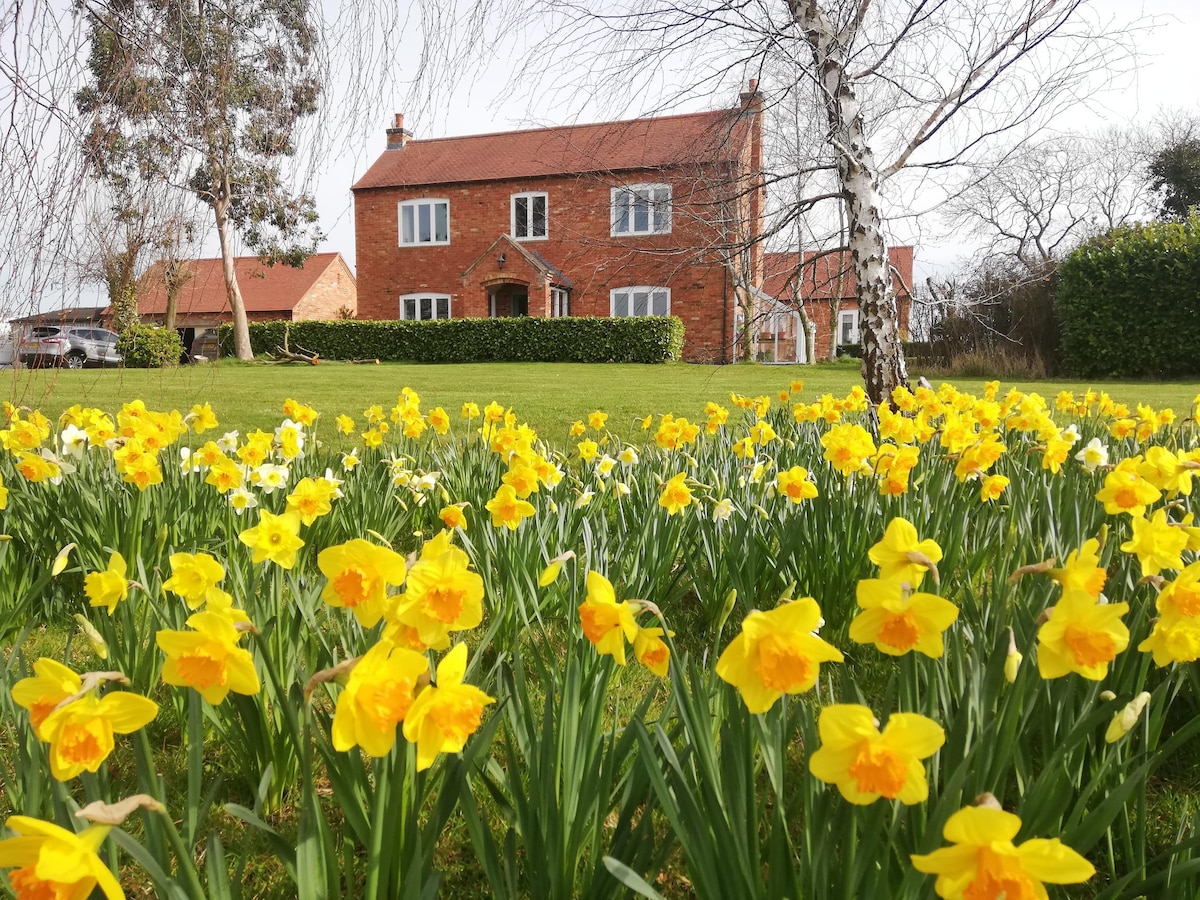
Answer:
(386, 113, 413, 151)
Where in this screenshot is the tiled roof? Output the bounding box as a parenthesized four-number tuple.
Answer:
(763, 247, 914, 303)
(352, 108, 749, 190)
(136, 253, 347, 315)
(8, 306, 108, 326)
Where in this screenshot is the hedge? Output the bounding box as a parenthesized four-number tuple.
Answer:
(217, 316, 686, 364)
(117, 324, 183, 368)
(1058, 216, 1200, 379)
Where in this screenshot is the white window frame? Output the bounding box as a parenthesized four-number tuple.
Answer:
(511, 191, 549, 241)
(610, 286, 671, 317)
(551, 287, 571, 318)
(398, 199, 450, 246)
(838, 309, 860, 346)
(610, 184, 672, 236)
(400, 293, 452, 321)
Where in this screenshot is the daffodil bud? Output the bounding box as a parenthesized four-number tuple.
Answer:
(1099, 690, 1117, 702)
(1004, 627, 1021, 684)
(715, 589, 738, 636)
(51, 543, 75, 577)
(538, 551, 575, 587)
(1105, 691, 1151, 743)
(72, 614, 108, 661)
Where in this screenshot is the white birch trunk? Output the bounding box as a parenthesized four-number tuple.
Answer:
(794, 0, 908, 402)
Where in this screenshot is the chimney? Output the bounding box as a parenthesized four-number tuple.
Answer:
(739, 78, 762, 111)
(386, 112, 413, 151)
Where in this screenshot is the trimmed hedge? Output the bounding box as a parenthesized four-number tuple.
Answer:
(1058, 217, 1200, 379)
(217, 316, 686, 364)
(117, 324, 183, 368)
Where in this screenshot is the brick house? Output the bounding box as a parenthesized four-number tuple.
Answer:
(760, 247, 914, 362)
(131, 252, 356, 357)
(351, 83, 766, 363)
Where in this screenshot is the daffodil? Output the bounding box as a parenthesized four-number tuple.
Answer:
(439, 504, 468, 530)
(1139, 615, 1200, 665)
(0, 815, 124, 900)
(867, 517, 942, 587)
(1095, 461, 1161, 516)
(633, 625, 671, 677)
(40, 689, 159, 781)
(911, 800, 1094, 899)
(808, 704, 944, 804)
(332, 640, 430, 757)
(402, 643, 495, 771)
(318, 538, 408, 628)
(658, 473, 693, 515)
(392, 531, 484, 645)
(158, 611, 260, 704)
(1048, 538, 1107, 598)
(577, 571, 639, 664)
(11, 657, 83, 738)
(286, 476, 336, 525)
(238, 510, 305, 569)
(715, 598, 843, 714)
(485, 484, 536, 530)
(849, 579, 959, 658)
(84, 552, 129, 615)
(775, 466, 818, 504)
(1037, 589, 1130, 680)
(162, 552, 232, 609)
(1120, 508, 1188, 577)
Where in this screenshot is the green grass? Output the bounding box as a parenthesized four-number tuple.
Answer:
(4, 360, 1197, 436)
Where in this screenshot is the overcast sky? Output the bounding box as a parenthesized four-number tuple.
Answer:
(300, 0, 1200, 288)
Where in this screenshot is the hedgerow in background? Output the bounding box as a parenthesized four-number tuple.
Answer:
(0, 381, 1197, 897)
(116, 323, 183, 368)
(217, 315, 686, 364)
(1058, 214, 1200, 379)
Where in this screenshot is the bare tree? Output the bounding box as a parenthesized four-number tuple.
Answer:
(946, 129, 1151, 271)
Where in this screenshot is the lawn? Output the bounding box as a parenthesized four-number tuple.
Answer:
(5, 360, 1198, 436)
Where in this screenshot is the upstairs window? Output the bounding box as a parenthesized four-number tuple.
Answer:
(611, 184, 671, 236)
(511, 192, 548, 240)
(398, 199, 450, 246)
(611, 286, 670, 317)
(401, 293, 451, 321)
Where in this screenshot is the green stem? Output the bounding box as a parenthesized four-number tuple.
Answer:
(155, 807, 209, 899)
(365, 750, 392, 900)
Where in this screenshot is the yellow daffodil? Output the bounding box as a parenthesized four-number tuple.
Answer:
(402, 643, 495, 771)
(775, 466, 818, 504)
(979, 473, 1009, 502)
(867, 517, 943, 587)
(158, 610, 260, 704)
(632, 625, 671, 677)
(820, 423, 877, 476)
(317, 538, 408, 628)
(485, 484, 536, 530)
(849, 578, 959, 658)
(439, 504, 468, 530)
(808, 704, 944, 804)
(162, 552, 232, 609)
(1095, 461, 1161, 517)
(715, 598, 843, 714)
(911, 800, 1094, 899)
(658, 473, 693, 515)
(1037, 589, 1130, 680)
(588, 410, 608, 430)
(189, 402, 218, 434)
(40, 689, 159, 781)
(0, 815, 124, 900)
(577, 571, 639, 664)
(11, 658, 83, 738)
(1139, 615, 1200, 665)
(286, 477, 336, 526)
(332, 640, 430, 757)
(392, 531, 484, 646)
(84, 552, 129, 615)
(1048, 538, 1107, 598)
(1120, 508, 1188, 577)
(238, 510, 305, 569)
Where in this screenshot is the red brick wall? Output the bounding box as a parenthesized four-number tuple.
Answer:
(293, 256, 358, 320)
(353, 168, 742, 362)
(803, 294, 913, 361)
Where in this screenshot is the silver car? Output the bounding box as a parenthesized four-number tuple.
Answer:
(18, 326, 122, 369)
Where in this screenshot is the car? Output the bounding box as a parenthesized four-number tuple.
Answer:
(18, 326, 122, 369)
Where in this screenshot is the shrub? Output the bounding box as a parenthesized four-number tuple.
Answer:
(1058, 216, 1200, 378)
(217, 316, 686, 364)
(117, 324, 183, 368)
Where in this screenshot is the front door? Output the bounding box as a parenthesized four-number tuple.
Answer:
(510, 292, 528, 317)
